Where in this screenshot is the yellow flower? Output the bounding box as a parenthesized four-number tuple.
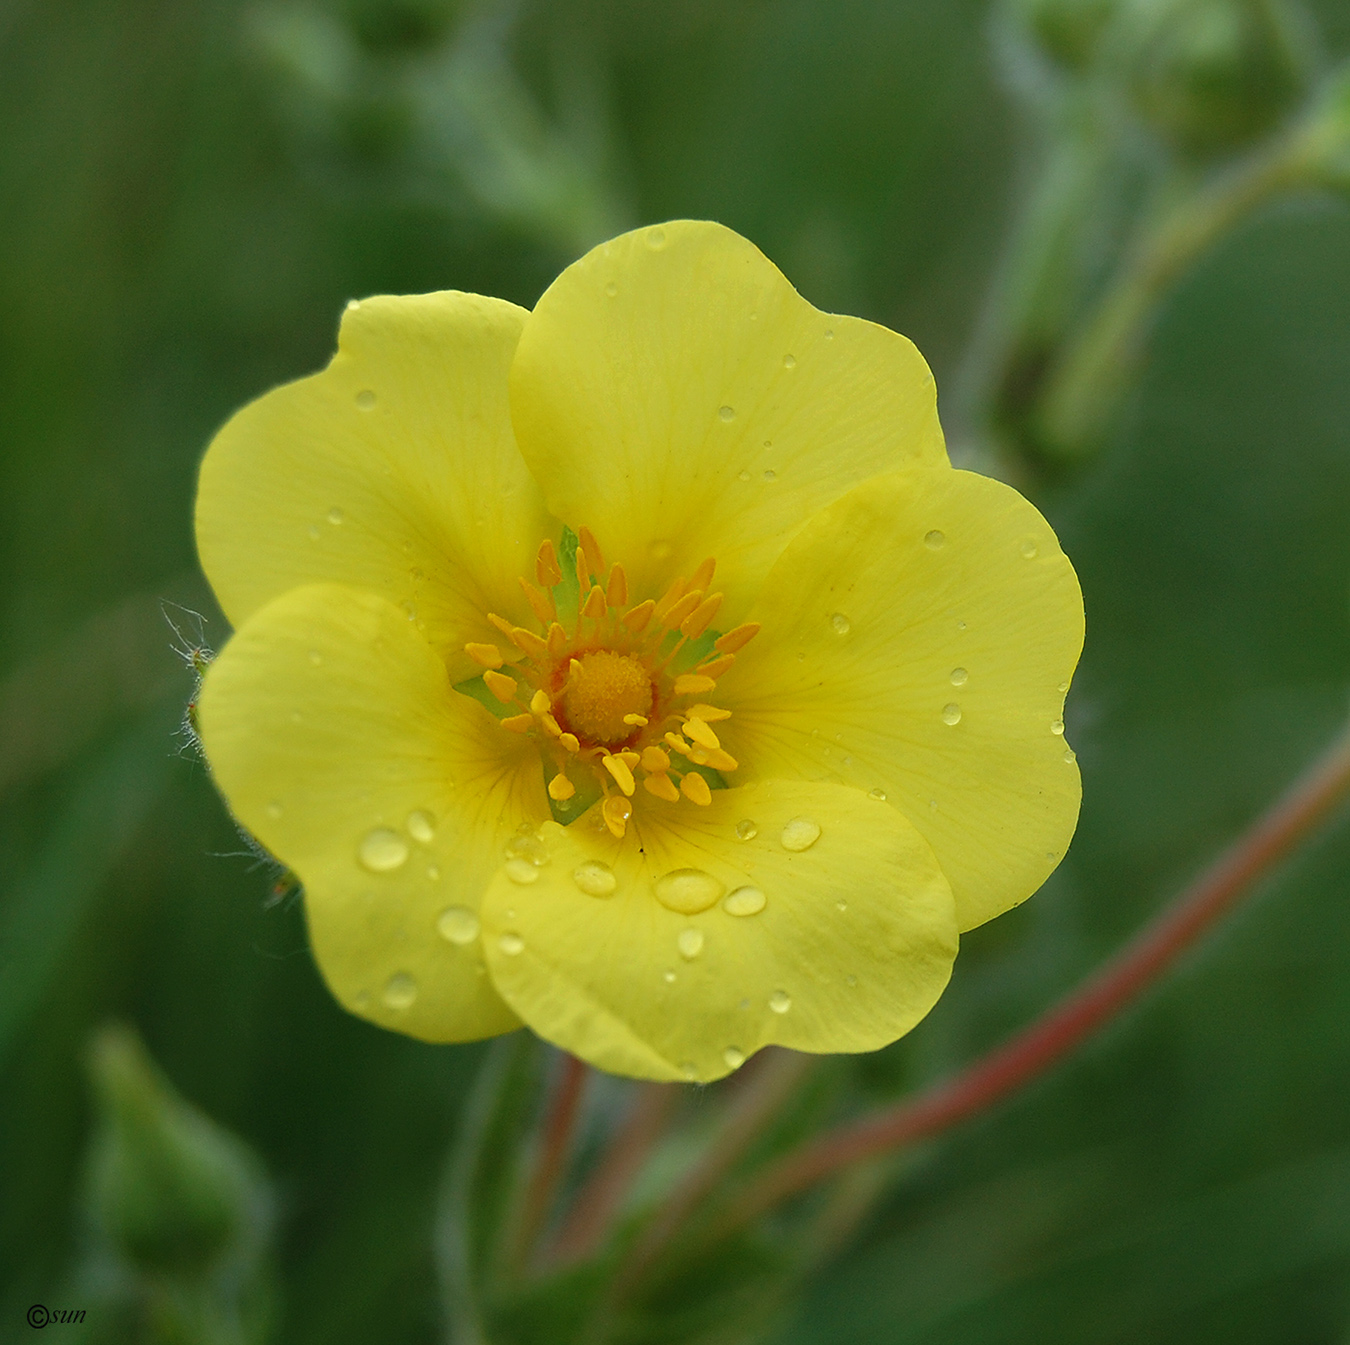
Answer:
(195, 221, 1083, 1083)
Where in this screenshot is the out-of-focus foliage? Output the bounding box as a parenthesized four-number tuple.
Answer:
(3, 1, 1350, 1342)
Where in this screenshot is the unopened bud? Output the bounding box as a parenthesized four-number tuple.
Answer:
(1121, 0, 1314, 158)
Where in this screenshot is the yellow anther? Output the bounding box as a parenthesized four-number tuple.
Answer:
(602, 794, 632, 838)
(680, 593, 723, 638)
(575, 546, 590, 590)
(684, 716, 720, 750)
(653, 576, 687, 624)
(483, 670, 518, 703)
(681, 772, 712, 806)
(622, 600, 656, 633)
(714, 622, 760, 654)
(548, 773, 576, 801)
(662, 590, 704, 630)
(686, 703, 731, 722)
(689, 557, 716, 593)
(696, 655, 735, 680)
(578, 526, 606, 578)
(530, 689, 551, 716)
(641, 745, 671, 773)
(622, 713, 649, 726)
(541, 713, 563, 737)
(559, 732, 580, 753)
(465, 642, 503, 669)
(617, 750, 640, 768)
(537, 539, 563, 587)
(518, 577, 554, 624)
(674, 673, 718, 696)
(487, 612, 516, 638)
(511, 627, 549, 660)
(602, 754, 637, 796)
(664, 732, 692, 755)
(547, 622, 568, 656)
(502, 713, 534, 733)
(644, 772, 680, 802)
(583, 585, 608, 619)
(568, 658, 585, 686)
(692, 746, 738, 772)
(606, 563, 628, 608)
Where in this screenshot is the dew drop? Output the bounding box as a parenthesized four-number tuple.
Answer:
(663, 969, 676, 984)
(868, 788, 887, 801)
(677, 928, 704, 959)
(769, 990, 792, 1014)
(646, 226, 667, 250)
(573, 860, 617, 897)
(1057, 680, 1070, 693)
(735, 819, 759, 841)
(308, 649, 323, 666)
(783, 353, 797, 369)
(359, 828, 409, 872)
(505, 858, 541, 885)
(763, 469, 777, 482)
(498, 932, 525, 956)
(383, 973, 417, 1010)
(1020, 539, 1039, 559)
(722, 885, 766, 917)
(407, 810, 436, 844)
(1064, 747, 1077, 763)
(355, 389, 377, 410)
(830, 612, 851, 635)
(1051, 718, 1065, 735)
(824, 328, 835, 340)
(738, 470, 751, 482)
(723, 1046, 746, 1069)
(780, 817, 821, 852)
(605, 281, 618, 297)
(941, 703, 963, 726)
(950, 667, 968, 687)
(656, 868, 725, 914)
(836, 899, 847, 912)
(327, 506, 345, 525)
(718, 405, 736, 422)
(846, 974, 858, 987)
(680, 1062, 698, 1080)
(437, 907, 479, 945)
(266, 800, 282, 819)
(427, 864, 441, 880)
(924, 529, 945, 549)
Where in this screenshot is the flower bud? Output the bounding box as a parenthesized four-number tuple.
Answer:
(1121, 0, 1314, 158)
(1014, 0, 1124, 72)
(85, 1025, 272, 1280)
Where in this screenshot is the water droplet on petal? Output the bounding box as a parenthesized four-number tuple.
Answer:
(735, 819, 759, 841)
(656, 869, 725, 914)
(780, 817, 821, 852)
(723, 885, 766, 917)
(830, 612, 851, 635)
(738, 470, 751, 482)
(307, 649, 323, 665)
(957, 619, 967, 631)
(723, 1046, 746, 1068)
(663, 969, 676, 984)
(573, 860, 617, 897)
(677, 928, 704, 959)
(407, 810, 436, 844)
(505, 858, 540, 885)
(646, 226, 667, 250)
(427, 864, 441, 880)
(498, 932, 525, 956)
(836, 899, 847, 912)
(437, 907, 479, 944)
(868, 787, 887, 801)
(605, 281, 618, 297)
(783, 353, 797, 369)
(1051, 718, 1065, 735)
(924, 529, 945, 549)
(327, 507, 344, 525)
(763, 469, 777, 481)
(1057, 681, 1070, 693)
(266, 800, 282, 819)
(823, 328, 835, 340)
(359, 828, 408, 872)
(1020, 539, 1039, 558)
(355, 389, 377, 410)
(680, 1062, 698, 1081)
(769, 990, 792, 1014)
(383, 973, 417, 1010)
(950, 667, 968, 687)
(846, 974, 858, 987)
(941, 703, 963, 726)
(1064, 747, 1077, 763)
(307, 525, 321, 540)
(718, 405, 736, 422)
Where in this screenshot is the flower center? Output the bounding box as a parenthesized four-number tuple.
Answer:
(561, 650, 653, 746)
(463, 526, 760, 838)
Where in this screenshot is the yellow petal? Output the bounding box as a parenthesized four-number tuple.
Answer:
(478, 780, 957, 1082)
(196, 292, 553, 679)
(726, 468, 1084, 932)
(509, 221, 947, 619)
(197, 583, 550, 1043)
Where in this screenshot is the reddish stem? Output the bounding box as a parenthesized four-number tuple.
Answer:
(546, 1082, 681, 1268)
(512, 1051, 589, 1269)
(716, 722, 1350, 1238)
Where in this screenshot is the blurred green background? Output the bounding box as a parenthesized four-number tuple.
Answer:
(5, 0, 1350, 1340)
